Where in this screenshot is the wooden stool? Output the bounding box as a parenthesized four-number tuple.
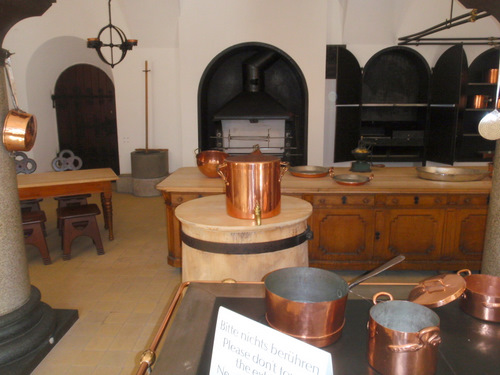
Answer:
(55, 194, 91, 208)
(20, 198, 43, 213)
(22, 211, 51, 265)
(21, 198, 46, 234)
(57, 204, 104, 260)
(55, 194, 91, 233)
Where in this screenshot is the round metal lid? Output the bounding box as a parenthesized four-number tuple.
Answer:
(408, 273, 466, 308)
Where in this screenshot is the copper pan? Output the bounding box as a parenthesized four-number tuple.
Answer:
(458, 269, 500, 323)
(367, 292, 441, 375)
(264, 255, 405, 347)
(2, 56, 37, 152)
(3, 110, 37, 151)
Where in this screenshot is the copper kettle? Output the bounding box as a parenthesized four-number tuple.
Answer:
(217, 147, 288, 224)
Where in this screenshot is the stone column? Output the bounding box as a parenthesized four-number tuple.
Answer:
(482, 139, 500, 276)
(0, 62, 31, 316)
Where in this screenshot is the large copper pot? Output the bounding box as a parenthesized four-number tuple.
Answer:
(264, 256, 405, 347)
(217, 149, 288, 222)
(367, 292, 441, 375)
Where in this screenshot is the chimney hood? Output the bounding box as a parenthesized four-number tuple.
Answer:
(213, 51, 293, 121)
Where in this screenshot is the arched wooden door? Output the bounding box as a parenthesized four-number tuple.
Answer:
(53, 64, 119, 174)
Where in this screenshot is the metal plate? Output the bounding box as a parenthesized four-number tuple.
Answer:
(416, 167, 489, 182)
(289, 165, 330, 178)
(332, 173, 373, 186)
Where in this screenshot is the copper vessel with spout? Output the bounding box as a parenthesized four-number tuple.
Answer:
(217, 147, 288, 223)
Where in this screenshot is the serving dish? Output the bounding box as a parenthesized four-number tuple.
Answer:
(331, 173, 373, 186)
(289, 165, 331, 178)
(416, 167, 489, 182)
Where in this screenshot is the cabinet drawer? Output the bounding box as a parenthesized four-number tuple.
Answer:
(449, 194, 489, 206)
(379, 194, 446, 207)
(313, 195, 374, 207)
(170, 193, 204, 206)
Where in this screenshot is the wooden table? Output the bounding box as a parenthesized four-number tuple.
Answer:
(17, 168, 118, 240)
(157, 167, 492, 271)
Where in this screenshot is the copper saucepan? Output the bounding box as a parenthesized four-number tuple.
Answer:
(458, 269, 500, 323)
(2, 57, 37, 152)
(264, 255, 405, 347)
(367, 292, 441, 375)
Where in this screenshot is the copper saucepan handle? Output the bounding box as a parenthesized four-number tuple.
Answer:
(348, 255, 405, 289)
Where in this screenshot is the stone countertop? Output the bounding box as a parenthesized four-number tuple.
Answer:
(156, 166, 492, 195)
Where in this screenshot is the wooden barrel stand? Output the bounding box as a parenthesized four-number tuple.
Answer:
(175, 195, 312, 282)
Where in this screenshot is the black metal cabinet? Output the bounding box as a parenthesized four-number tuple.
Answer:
(427, 45, 496, 163)
(334, 46, 430, 163)
(333, 46, 362, 162)
(334, 45, 497, 165)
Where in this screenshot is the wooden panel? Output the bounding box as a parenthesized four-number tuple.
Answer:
(377, 194, 446, 207)
(442, 208, 487, 261)
(313, 194, 374, 207)
(310, 209, 374, 261)
(378, 209, 445, 260)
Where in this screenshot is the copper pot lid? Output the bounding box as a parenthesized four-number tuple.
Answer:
(225, 146, 280, 164)
(408, 273, 466, 308)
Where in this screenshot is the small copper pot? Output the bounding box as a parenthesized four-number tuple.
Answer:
(368, 292, 441, 375)
(458, 269, 500, 323)
(195, 149, 229, 178)
(217, 148, 288, 223)
(2, 109, 37, 152)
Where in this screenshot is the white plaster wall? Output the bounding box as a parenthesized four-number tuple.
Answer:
(2, 0, 500, 173)
(178, 0, 328, 167)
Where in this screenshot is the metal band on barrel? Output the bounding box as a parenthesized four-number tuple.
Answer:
(180, 226, 313, 254)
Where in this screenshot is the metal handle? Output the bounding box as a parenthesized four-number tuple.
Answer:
(4, 57, 21, 110)
(279, 161, 289, 182)
(349, 255, 405, 289)
(216, 162, 228, 185)
(388, 326, 441, 353)
(372, 291, 394, 305)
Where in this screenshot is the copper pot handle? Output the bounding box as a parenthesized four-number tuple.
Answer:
(388, 326, 441, 353)
(372, 292, 394, 305)
(194, 148, 200, 156)
(457, 269, 472, 277)
(279, 161, 289, 182)
(217, 162, 228, 185)
(483, 301, 500, 309)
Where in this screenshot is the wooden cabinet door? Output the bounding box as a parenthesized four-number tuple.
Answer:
(375, 209, 445, 261)
(309, 208, 375, 262)
(442, 208, 487, 262)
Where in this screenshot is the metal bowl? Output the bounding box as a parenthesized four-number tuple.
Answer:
(195, 149, 229, 178)
(289, 165, 331, 178)
(416, 167, 489, 182)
